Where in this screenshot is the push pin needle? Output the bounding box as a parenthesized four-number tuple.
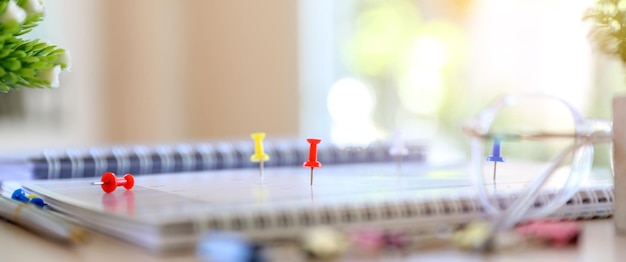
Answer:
(250, 132, 270, 178)
(303, 138, 322, 186)
(389, 130, 409, 170)
(486, 139, 504, 183)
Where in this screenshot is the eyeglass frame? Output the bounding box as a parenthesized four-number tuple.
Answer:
(461, 93, 612, 230)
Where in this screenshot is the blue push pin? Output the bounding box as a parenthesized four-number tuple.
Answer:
(486, 138, 504, 183)
(12, 189, 46, 208)
(197, 231, 265, 262)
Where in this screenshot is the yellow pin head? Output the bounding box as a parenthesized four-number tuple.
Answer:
(250, 132, 270, 162)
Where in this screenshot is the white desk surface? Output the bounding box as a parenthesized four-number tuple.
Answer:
(0, 218, 622, 262)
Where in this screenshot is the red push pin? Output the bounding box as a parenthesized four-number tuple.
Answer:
(92, 172, 135, 193)
(303, 138, 322, 185)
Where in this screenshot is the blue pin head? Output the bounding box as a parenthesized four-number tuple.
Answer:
(486, 139, 505, 162)
(29, 198, 46, 208)
(12, 189, 29, 202)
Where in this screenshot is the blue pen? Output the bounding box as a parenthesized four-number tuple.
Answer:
(486, 138, 505, 183)
(0, 194, 86, 243)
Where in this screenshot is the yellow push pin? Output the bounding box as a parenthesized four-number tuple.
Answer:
(250, 132, 270, 178)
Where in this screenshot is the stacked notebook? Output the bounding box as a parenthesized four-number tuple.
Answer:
(19, 161, 613, 252)
(0, 138, 426, 180)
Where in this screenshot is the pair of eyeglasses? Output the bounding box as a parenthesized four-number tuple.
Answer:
(461, 93, 612, 246)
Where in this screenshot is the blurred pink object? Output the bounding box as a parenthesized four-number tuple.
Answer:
(515, 220, 581, 247)
(349, 230, 385, 251)
(349, 229, 409, 252)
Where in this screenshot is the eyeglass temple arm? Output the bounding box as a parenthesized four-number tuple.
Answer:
(462, 124, 613, 142)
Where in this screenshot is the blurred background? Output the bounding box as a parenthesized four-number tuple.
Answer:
(0, 0, 623, 163)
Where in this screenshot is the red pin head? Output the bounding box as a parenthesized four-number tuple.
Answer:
(303, 138, 322, 185)
(93, 172, 135, 193)
(303, 138, 322, 168)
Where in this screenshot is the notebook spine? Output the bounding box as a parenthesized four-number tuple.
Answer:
(35, 140, 426, 179)
(198, 187, 614, 240)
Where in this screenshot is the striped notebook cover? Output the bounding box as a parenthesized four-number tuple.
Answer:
(21, 161, 613, 252)
(0, 138, 425, 180)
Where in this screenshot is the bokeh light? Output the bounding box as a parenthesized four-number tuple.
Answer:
(397, 36, 447, 116)
(327, 77, 378, 145)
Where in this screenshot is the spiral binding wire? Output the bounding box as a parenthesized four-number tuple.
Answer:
(193, 188, 612, 240)
(33, 139, 426, 180)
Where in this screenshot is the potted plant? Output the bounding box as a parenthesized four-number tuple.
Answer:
(0, 0, 70, 92)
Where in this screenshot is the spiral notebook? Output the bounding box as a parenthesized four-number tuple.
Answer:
(20, 161, 613, 252)
(0, 139, 425, 181)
